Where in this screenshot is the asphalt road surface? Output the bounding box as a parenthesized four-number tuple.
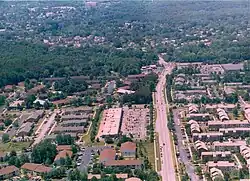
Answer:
(32, 111, 57, 146)
(78, 146, 111, 172)
(173, 109, 200, 181)
(155, 56, 176, 181)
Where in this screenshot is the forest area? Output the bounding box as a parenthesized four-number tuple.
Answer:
(0, 0, 249, 87)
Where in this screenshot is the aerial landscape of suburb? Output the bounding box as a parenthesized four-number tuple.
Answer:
(0, 0, 249, 181)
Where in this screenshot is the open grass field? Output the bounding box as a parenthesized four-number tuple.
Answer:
(0, 141, 31, 152)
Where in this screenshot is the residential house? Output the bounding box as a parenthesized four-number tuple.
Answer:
(201, 151, 231, 162)
(21, 163, 52, 175)
(120, 142, 136, 158)
(60, 119, 88, 127)
(125, 177, 142, 181)
(219, 128, 250, 137)
(208, 120, 250, 131)
(63, 106, 93, 115)
(25, 111, 44, 123)
(104, 160, 143, 169)
(192, 132, 223, 142)
(188, 120, 200, 133)
(240, 145, 250, 167)
(186, 113, 210, 121)
(188, 104, 198, 114)
(61, 114, 89, 121)
(53, 126, 85, 134)
(206, 161, 235, 172)
(217, 108, 229, 121)
(17, 122, 34, 137)
(210, 168, 224, 181)
(213, 140, 246, 152)
(56, 145, 72, 152)
(0, 166, 19, 180)
(99, 148, 116, 164)
(54, 150, 73, 164)
(27, 85, 45, 95)
(87, 174, 128, 180)
(194, 140, 208, 153)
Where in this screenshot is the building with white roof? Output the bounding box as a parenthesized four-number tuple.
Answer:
(97, 108, 123, 139)
(207, 161, 235, 171)
(208, 120, 250, 131)
(210, 167, 224, 181)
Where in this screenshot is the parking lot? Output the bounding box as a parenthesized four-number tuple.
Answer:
(77, 146, 111, 172)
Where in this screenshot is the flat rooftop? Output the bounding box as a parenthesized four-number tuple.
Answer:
(208, 120, 250, 126)
(207, 161, 235, 168)
(97, 108, 122, 138)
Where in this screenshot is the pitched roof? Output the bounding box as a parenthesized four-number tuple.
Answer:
(99, 148, 116, 162)
(56, 145, 72, 151)
(0, 166, 19, 176)
(54, 150, 73, 161)
(88, 173, 128, 180)
(17, 122, 34, 134)
(21, 163, 52, 173)
(0, 151, 6, 158)
(105, 160, 142, 166)
(120, 142, 136, 152)
(125, 178, 142, 181)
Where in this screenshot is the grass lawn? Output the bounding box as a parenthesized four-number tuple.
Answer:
(143, 141, 156, 170)
(154, 133, 161, 171)
(137, 140, 157, 171)
(0, 141, 31, 152)
(82, 110, 104, 146)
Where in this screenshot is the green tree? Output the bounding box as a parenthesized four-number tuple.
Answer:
(56, 134, 74, 145)
(0, 95, 6, 106)
(243, 92, 250, 101)
(25, 95, 36, 109)
(233, 107, 238, 117)
(4, 119, 12, 127)
(31, 139, 57, 164)
(65, 155, 72, 167)
(2, 133, 9, 143)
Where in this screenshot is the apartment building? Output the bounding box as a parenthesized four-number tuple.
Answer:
(213, 140, 246, 152)
(201, 151, 231, 162)
(193, 132, 223, 142)
(208, 120, 250, 131)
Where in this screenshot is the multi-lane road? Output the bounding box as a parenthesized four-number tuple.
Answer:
(155, 56, 176, 181)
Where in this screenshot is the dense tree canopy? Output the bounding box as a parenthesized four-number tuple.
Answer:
(31, 139, 57, 164)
